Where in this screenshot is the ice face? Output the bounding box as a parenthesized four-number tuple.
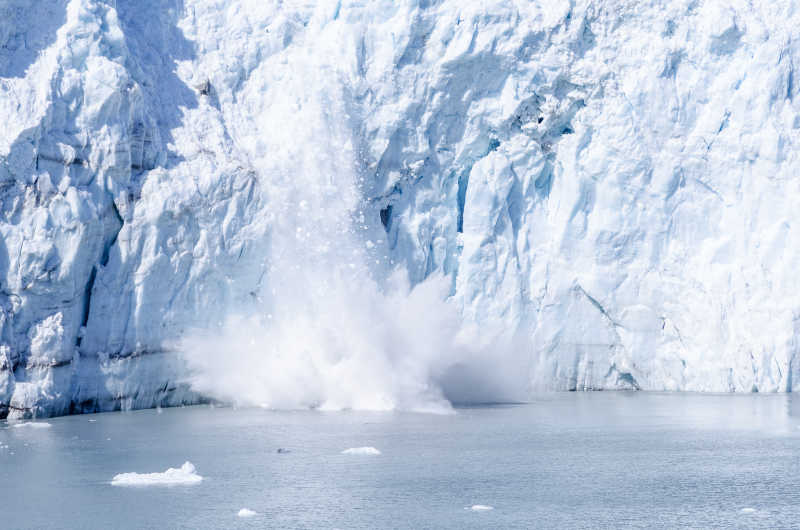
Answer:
(0, 0, 799, 417)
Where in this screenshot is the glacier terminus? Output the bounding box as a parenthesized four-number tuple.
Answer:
(1, 0, 799, 418)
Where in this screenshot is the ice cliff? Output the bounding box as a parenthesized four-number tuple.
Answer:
(1, 0, 799, 418)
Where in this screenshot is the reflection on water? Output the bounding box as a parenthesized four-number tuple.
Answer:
(2, 392, 800, 529)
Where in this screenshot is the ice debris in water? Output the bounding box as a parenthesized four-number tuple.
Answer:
(237, 508, 257, 518)
(341, 447, 381, 455)
(466, 505, 494, 511)
(111, 462, 203, 486)
(740, 508, 757, 514)
(11, 422, 51, 429)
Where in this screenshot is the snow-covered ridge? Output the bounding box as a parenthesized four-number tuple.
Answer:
(0, 0, 799, 418)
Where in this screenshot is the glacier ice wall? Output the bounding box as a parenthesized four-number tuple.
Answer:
(1, 0, 799, 417)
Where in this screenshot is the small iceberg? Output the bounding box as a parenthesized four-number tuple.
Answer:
(466, 505, 494, 511)
(341, 446, 381, 455)
(237, 508, 257, 518)
(11, 422, 51, 429)
(111, 461, 203, 486)
(740, 508, 757, 514)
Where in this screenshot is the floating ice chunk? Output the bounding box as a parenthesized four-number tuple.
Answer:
(111, 462, 203, 486)
(466, 505, 494, 511)
(237, 508, 257, 518)
(88, 419, 97, 423)
(740, 508, 757, 514)
(341, 446, 381, 455)
(11, 422, 51, 429)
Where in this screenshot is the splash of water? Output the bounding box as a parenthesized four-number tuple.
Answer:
(178, 25, 530, 412)
(181, 264, 530, 412)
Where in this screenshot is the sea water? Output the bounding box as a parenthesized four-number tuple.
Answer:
(2, 393, 800, 529)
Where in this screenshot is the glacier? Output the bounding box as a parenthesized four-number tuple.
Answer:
(0, 0, 799, 418)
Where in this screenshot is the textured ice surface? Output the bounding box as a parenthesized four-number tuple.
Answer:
(1, 0, 800, 417)
(110, 461, 203, 486)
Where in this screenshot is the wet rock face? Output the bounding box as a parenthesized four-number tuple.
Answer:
(1, 0, 800, 417)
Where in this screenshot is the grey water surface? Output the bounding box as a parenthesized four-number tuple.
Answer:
(2, 393, 800, 529)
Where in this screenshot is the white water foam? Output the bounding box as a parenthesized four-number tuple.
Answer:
(110, 462, 203, 487)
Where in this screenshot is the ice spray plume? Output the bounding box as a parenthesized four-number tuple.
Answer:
(178, 12, 531, 412)
(181, 267, 531, 413)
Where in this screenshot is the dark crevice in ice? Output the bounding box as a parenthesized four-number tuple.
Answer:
(77, 201, 124, 347)
(456, 170, 468, 233)
(76, 267, 97, 348)
(605, 363, 641, 390)
(456, 137, 500, 233)
(379, 204, 393, 232)
(575, 284, 618, 327)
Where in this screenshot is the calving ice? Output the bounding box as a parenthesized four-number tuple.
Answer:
(0, 0, 799, 418)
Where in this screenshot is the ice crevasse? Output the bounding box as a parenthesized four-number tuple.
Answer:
(0, 0, 799, 418)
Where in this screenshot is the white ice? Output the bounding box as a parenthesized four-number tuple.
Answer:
(341, 447, 382, 455)
(110, 462, 203, 487)
(237, 508, 257, 518)
(466, 505, 494, 511)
